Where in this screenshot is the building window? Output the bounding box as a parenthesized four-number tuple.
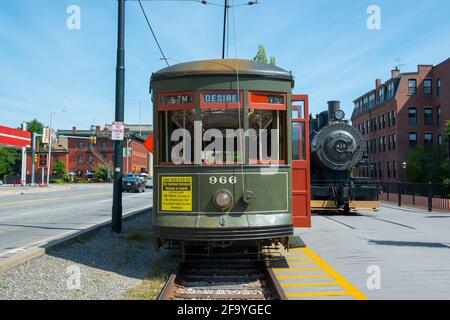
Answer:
(78, 155, 83, 164)
(424, 79, 432, 95)
(409, 132, 417, 147)
(373, 118, 377, 131)
(369, 93, 375, 107)
(366, 141, 370, 155)
(438, 135, 442, 145)
(78, 142, 84, 150)
(388, 135, 392, 151)
(382, 136, 386, 152)
(379, 87, 385, 102)
(408, 107, 417, 125)
(374, 163, 378, 178)
(437, 107, 442, 125)
(392, 110, 396, 126)
(88, 156, 94, 164)
(424, 108, 433, 125)
(387, 82, 394, 98)
(379, 137, 383, 153)
(393, 134, 397, 150)
(387, 161, 391, 178)
(379, 162, 383, 179)
(388, 112, 392, 127)
(437, 79, 441, 96)
(424, 133, 433, 146)
(378, 116, 382, 129)
(382, 114, 386, 128)
(102, 142, 107, 151)
(408, 79, 417, 95)
(393, 161, 397, 178)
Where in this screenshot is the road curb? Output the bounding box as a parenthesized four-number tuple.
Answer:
(0, 206, 152, 273)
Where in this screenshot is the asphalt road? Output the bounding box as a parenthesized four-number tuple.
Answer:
(298, 205, 450, 300)
(0, 184, 152, 259)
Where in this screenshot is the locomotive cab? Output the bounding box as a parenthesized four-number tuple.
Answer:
(150, 59, 311, 249)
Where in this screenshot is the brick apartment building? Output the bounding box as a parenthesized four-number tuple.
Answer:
(351, 58, 450, 182)
(27, 124, 153, 180)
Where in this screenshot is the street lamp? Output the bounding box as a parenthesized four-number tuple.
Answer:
(402, 161, 407, 182)
(46, 109, 66, 185)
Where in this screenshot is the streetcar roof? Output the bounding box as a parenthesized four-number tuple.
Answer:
(151, 59, 293, 81)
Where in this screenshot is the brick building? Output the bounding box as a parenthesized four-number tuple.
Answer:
(27, 125, 153, 180)
(351, 58, 450, 182)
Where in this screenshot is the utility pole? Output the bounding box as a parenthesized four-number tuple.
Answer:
(46, 113, 53, 185)
(20, 122, 27, 186)
(112, 0, 126, 233)
(30, 133, 42, 186)
(222, 0, 228, 59)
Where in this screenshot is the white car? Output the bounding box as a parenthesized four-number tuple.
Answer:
(144, 177, 153, 189)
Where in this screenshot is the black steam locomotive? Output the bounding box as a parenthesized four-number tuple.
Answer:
(309, 101, 380, 214)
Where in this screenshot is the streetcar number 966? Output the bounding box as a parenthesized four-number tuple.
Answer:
(209, 176, 237, 185)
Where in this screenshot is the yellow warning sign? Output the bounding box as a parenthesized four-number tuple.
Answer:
(161, 176, 193, 212)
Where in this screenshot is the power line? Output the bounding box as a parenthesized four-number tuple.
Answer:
(137, 0, 170, 67)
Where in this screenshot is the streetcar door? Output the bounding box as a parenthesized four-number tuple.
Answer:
(291, 95, 311, 228)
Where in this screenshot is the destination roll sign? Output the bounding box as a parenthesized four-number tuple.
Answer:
(160, 94, 193, 106)
(203, 93, 240, 103)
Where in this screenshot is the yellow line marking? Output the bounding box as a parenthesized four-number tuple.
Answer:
(0, 192, 111, 206)
(276, 274, 330, 280)
(282, 282, 339, 287)
(303, 248, 368, 300)
(273, 267, 322, 272)
(287, 291, 351, 298)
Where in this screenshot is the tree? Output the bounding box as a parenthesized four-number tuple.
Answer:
(0, 148, 20, 177)
(53, 160, 67, 175)
(270, 56, 277, 66)
(253, 44, 268, 64)
(94, 163, 111, 181)
(25, 119, 44, 136)
(406, 145, 448, 183)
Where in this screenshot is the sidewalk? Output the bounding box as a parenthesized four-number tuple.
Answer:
(0, 184, 72, 196)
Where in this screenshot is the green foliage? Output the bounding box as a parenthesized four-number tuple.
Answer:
(53, 160, 67, 175)
(253, 44, 277, 66)
(0, 148, 20, 177)
(406, 145, 449, 183)
(269, 56, 277, 66)
(94, 163, 110, 181)
(25, 119, 44, 136)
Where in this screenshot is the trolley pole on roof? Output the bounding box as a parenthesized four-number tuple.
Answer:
(221, 0, 228, 59)
(112, 0, 126, 233)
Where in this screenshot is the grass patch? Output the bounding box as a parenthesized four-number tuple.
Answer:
(123, 229, 149, 242)
(125, 251, 178, 300)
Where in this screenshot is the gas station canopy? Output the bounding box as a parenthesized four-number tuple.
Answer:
(0, 125, 31, 148)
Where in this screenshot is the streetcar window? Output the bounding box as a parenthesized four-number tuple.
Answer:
(201, 109, 245, 164)
(248, 110, 287, 164)
(158, 109, 195, 163)
(292, 122, 306, 161)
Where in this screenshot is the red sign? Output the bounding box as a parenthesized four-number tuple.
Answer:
(0, 125, 31, 148)
(144, 134, 154, 154)
(39, 154, 48, 168)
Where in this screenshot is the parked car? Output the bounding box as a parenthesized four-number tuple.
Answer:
(144, 177, 153, 189)
(122, 177, 146, 193)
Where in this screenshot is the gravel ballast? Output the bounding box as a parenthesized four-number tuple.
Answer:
(0, 210, 175, 300)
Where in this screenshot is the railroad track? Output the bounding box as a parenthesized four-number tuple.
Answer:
(158, 259, 286, 300)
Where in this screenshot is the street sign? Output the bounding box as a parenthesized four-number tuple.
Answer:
(111, 121, 125, 141)
(42, 128, 50, 144)
(39, 154, 48, 168)
(144, 134, 154, 153)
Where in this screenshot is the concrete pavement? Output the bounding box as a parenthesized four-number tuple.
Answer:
(297, 205, 450, 300)
(0, 184, 152, 262)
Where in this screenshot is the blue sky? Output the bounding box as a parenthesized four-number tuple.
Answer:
(0, 0, 449, 130)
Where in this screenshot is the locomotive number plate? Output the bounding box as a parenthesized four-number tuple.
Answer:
(161, 176, 193, 212)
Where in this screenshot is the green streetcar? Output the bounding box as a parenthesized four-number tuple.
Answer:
(150, 59, 311, 250)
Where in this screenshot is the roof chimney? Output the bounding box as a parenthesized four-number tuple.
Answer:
(376, 79, 382, 89)
(95, 126, 101, 134)
(72, 127, 77, 134)
(391, 68, 400, 79)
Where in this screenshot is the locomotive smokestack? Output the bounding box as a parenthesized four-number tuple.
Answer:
(328, 101, 341, 121)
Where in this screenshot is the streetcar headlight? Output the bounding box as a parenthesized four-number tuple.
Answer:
(214, 190, 233, 210)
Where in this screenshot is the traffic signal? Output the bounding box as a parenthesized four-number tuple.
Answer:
(89, 136, 97, 145)
(34, 154, 38, 163)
